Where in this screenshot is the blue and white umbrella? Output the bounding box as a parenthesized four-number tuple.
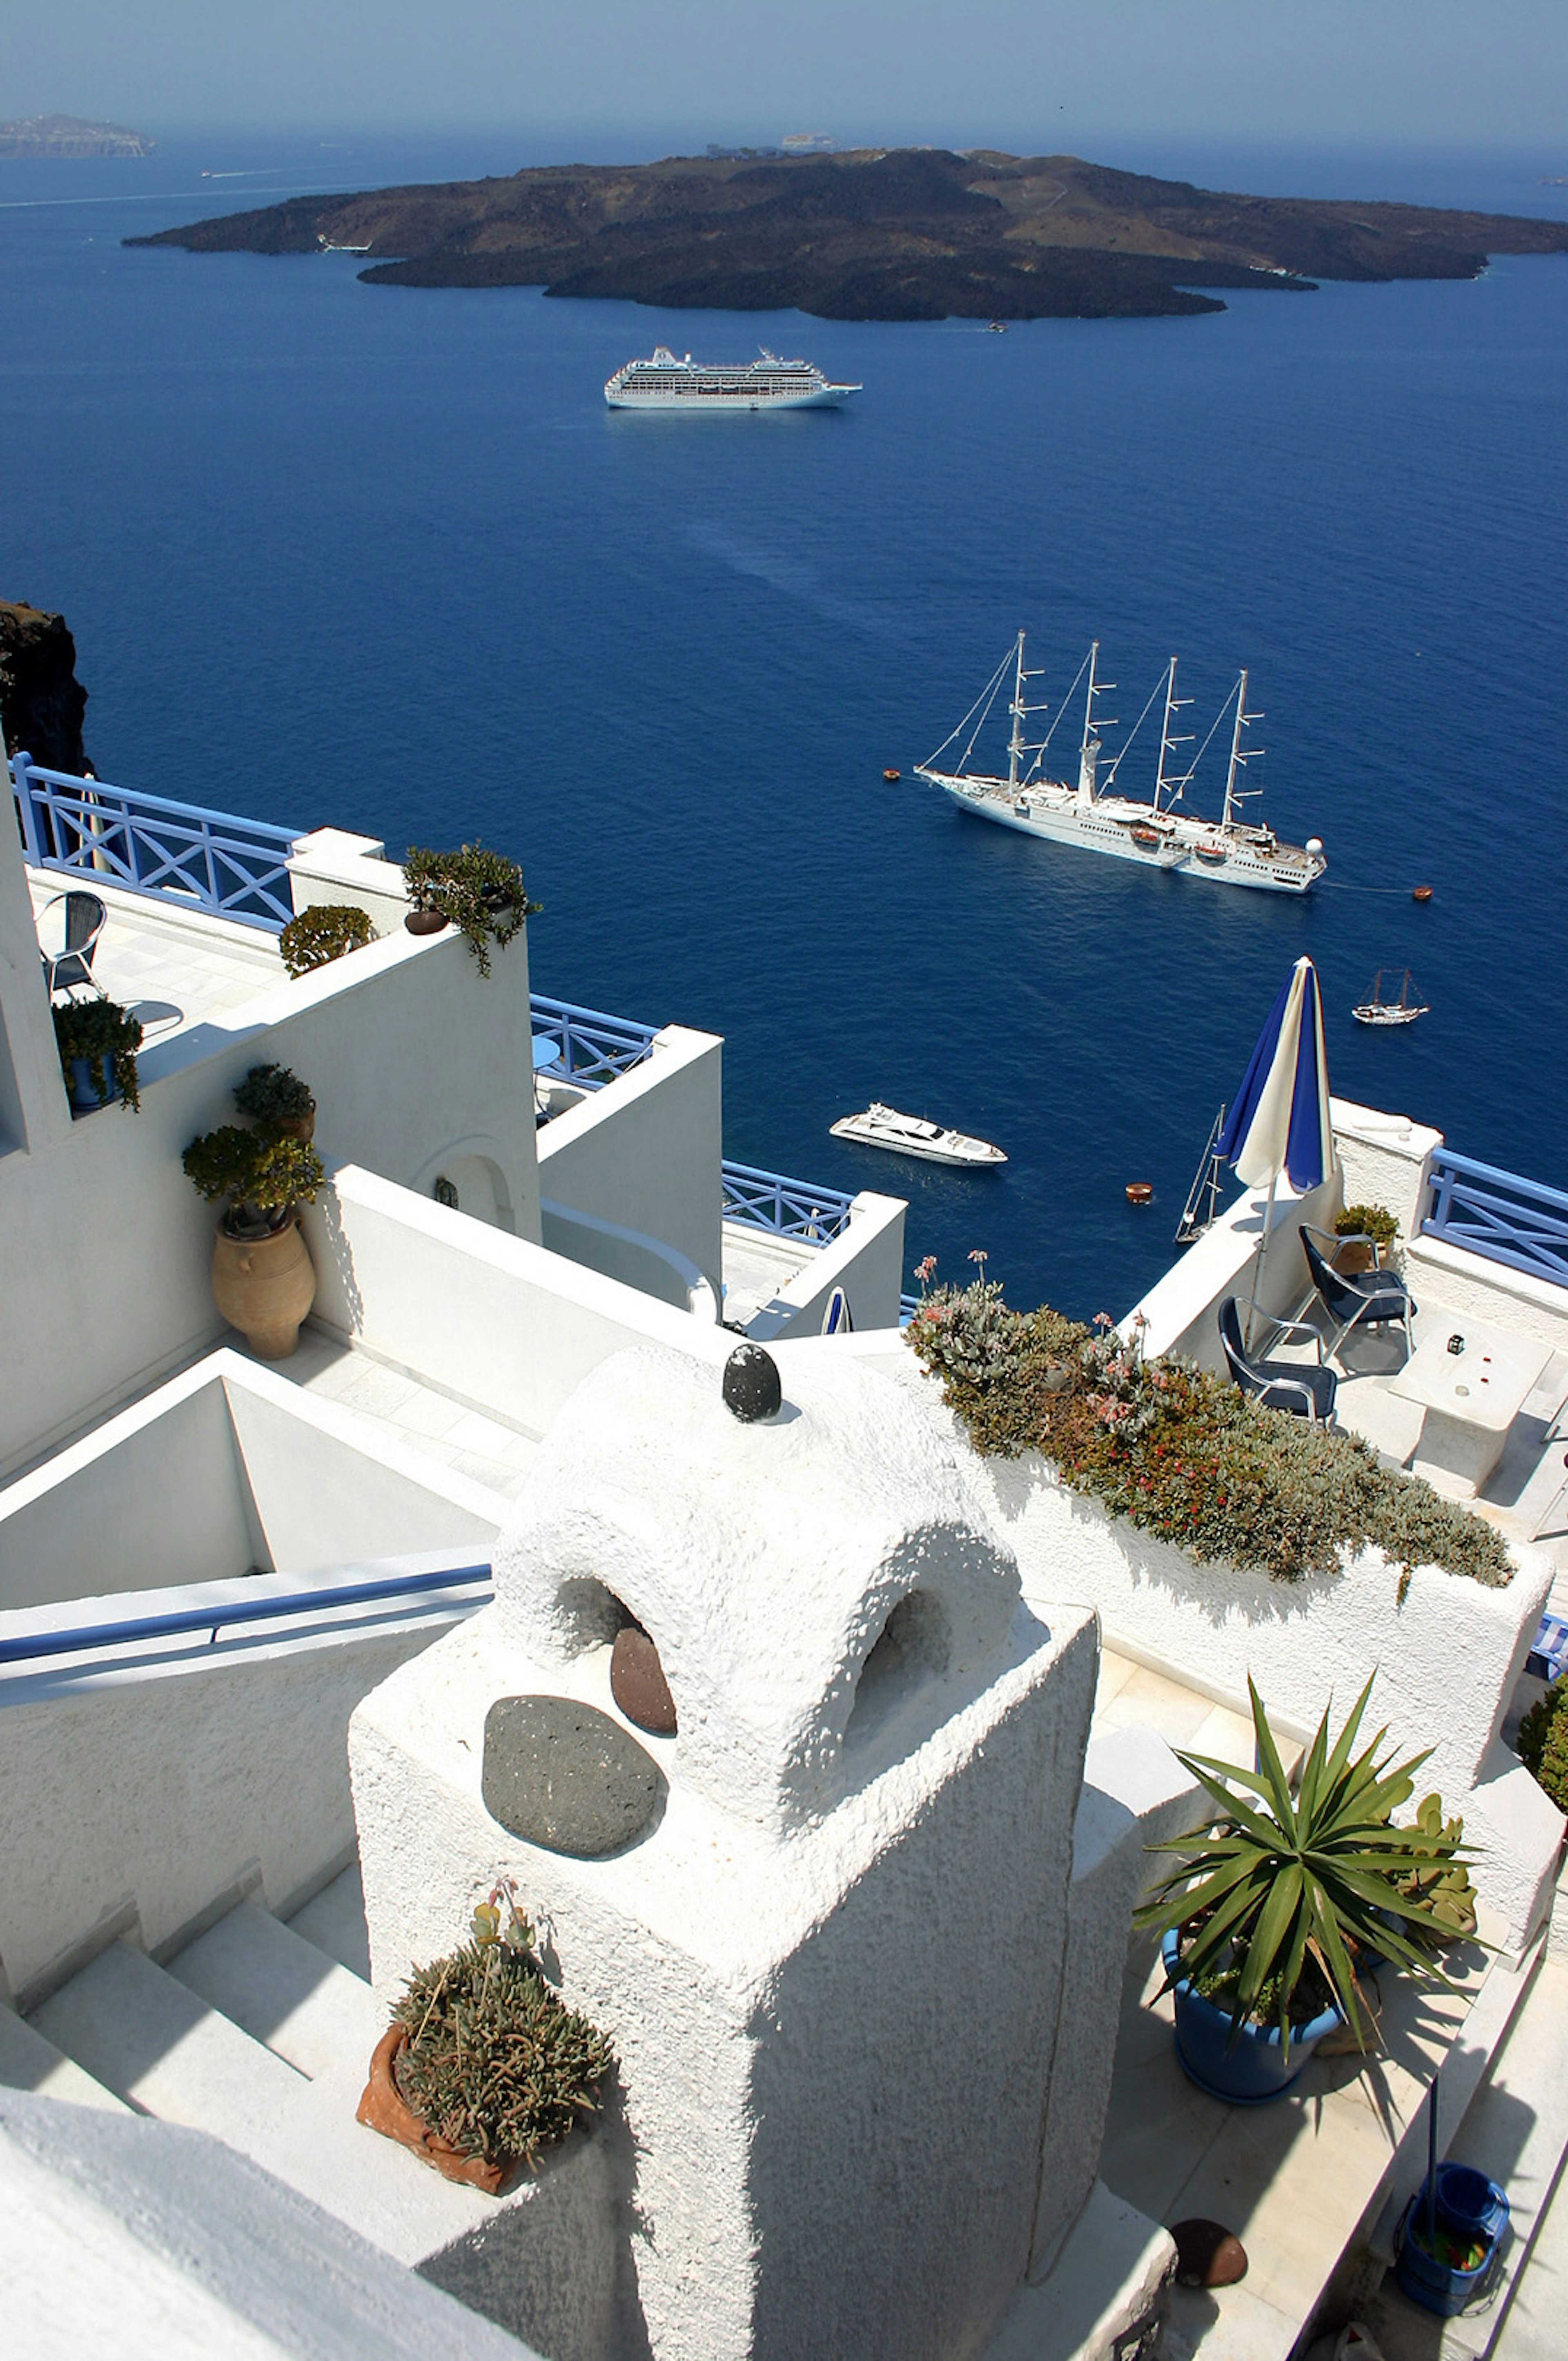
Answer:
(1218, 956, 1336, 1321)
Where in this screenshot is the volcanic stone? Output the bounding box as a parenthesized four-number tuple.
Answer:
(610, 1623, 677, 1736)
(723, 1342, 782, 1422)
(482, 1695, 662, 1857)
(1170, 2218, 1248, 2288)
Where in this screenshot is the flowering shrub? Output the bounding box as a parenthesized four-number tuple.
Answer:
(905, 1271, 1512, 1589)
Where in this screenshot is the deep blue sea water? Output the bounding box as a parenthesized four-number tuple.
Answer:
(3, 132, 1566, 1316)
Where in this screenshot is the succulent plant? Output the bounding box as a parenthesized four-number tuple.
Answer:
(278, 903, 374, 978)
(232, 1062, 314, 1125)
(391, 1888, 612, 2171)
(182, 1124, 324, 1237)
(1392, 1793, 1478, 1942)
(401, 843, 539, 977)
(52, 995, 143, 1111)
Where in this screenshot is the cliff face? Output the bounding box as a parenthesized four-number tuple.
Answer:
(0, 602, 91, 774)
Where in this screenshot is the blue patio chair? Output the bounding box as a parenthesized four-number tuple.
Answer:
(1300, 1224, 1416, 1361)
(1218, 1295, 1339, 1424)
(38, 890, 107, 999)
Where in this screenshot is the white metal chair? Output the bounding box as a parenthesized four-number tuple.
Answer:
(37, 890, 107, 999)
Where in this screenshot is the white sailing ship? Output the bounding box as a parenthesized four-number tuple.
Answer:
(915, 637, 1325, 894)
(604, 346, 861, 410)
(830, 1104, 1006, 1167)
(1352, 970, 1428, 1026)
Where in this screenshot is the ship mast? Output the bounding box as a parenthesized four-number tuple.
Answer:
(1220, 669, 1265, 831)
(1153, 658, 1192, 816)
(1077, 640, 1115, 802)
(1006, 631, 1052, 792)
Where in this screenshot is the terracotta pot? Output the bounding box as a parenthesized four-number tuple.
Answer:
(211, 1217, 316, 1359)
(273, 1108, 316, 1144)
(405, 905, 448, 937)
(1332, 1238, 1388, 1275)
(357, 2024, 506, 2194)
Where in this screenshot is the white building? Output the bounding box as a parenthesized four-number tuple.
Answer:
(3, 746, 1567, 2359)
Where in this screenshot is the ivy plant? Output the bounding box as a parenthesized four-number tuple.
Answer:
(402, 843, 539, 978)
(52, 996, 143, 1111)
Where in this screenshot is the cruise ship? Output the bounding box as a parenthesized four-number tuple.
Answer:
(604, 346, 861, 410)
(917, 635, 1326, 894)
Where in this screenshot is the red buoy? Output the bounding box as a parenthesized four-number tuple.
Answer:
(1125, 1182, 1154, 1205)
(1412, 885, 1433, 903)
(883, 767, 901, 782)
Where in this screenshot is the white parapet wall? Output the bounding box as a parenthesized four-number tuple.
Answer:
(351, 1342, 1105, 2361)
(743, 1189, 907, 1340)
(535, 1025, 724, 1300)
(1125, 1166, 1340, 1369)
(0, 846, 543, 1480)
(308, 1163, 733, 1440)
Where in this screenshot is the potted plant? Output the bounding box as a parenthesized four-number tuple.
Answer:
(232, 1062, 316, 1142)
(182, 1123, 325, 1359)
(1334, 1203, 1399, 1273)
(358, 1884, 613, 2193)
(52, 997, 143, 1115)
(278, 903, 374, 979)
(401, 843, 539, 977)
(1134, 1675, 1477, 2103)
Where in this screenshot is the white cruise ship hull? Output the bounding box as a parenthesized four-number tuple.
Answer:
(924, 774, 1323, 894)
(606, 384, 857, 411)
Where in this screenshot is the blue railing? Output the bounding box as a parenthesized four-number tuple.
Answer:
(528, 992, 660, 1085)
(721, 1159, 856, 1244)
(1421, 1149, 1568, 1291)
(11, 752, 300, 933)
(0, 1563, 492, 1669)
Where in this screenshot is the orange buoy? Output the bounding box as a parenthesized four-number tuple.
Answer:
(1125, 1182, 1154, 1205)
(1412, 885, 1433, 903)
(883, 767, 901, 782)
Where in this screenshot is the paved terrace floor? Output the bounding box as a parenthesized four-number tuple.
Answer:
(29, 870, 285, 1044)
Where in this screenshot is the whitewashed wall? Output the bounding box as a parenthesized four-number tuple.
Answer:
(0, 811, 542, 1478)
(743, 1190, 906, 1340)
(536, 1026, 723, 1297)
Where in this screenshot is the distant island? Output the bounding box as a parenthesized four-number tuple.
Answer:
(126, 147, 1568, 321)
(0, 113, 154, 159)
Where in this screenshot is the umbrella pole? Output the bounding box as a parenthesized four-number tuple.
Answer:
(1246, 1170, 1281, 1352)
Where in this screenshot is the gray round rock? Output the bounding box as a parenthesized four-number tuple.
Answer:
(482, 1696, 663, 1858)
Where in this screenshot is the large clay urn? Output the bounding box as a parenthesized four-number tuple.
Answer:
(211, 1217, 316, 1359)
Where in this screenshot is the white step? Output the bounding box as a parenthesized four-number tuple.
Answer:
(0, 2004, 130, 2116)
(288, 1862, 372, 1982)
(29, 1940, 306, 2149)
(165, 1899, 382, 2081)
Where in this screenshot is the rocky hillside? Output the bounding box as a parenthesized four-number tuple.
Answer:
(0, 603, 92, 774)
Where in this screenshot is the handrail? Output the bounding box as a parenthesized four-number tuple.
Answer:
(1421, 1147, 1568, 1291)
(721, 1157, 856, 1244)
(528, 992, 660, 1085)
(0, 1562, 492, 1667)
(11, 751, 301, 932)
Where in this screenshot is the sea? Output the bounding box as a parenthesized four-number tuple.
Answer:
(3, 130, 1565, 1319)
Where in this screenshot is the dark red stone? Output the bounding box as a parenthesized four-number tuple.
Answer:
(611, 1624, 677, 1736)
(1170, 2218, 1248, 2288)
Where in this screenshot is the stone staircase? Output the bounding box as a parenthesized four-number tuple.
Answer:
(1, 1867, 501, 2268)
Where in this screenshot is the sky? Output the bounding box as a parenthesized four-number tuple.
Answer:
(4, 0, 1566, 157)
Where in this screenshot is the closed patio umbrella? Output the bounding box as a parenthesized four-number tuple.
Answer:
(1217, 956, 1336, 1333)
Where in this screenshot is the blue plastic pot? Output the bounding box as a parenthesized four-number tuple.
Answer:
(1163, 1929, 1341, 2105)
(66, 1054, 118, 1114)
(1396, 2174, 1508, 2319)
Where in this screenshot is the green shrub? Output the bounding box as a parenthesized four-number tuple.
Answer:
(392, 1890, 612, 2171)
(279, 903, 374, 978)
(52, 997, 143, 1111)
(402, 842, 539, 978)
(1517, 1681, 1568, 1812)
(905, 1274, 1513, 1589)
(1336, 1203, 1399, 1244)
(1136, 1676, 1477, 2053)
(182, 1124, 324, 1237)
(232, 1062, 314, 1125)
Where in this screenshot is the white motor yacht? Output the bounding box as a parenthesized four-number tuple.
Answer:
(830, 1103, 1006, 1167)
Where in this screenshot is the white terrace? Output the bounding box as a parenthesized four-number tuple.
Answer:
(4, 749, 1568, 2359)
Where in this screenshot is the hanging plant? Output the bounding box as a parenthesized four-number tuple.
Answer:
(401, 843, 539, 978)
(52, 997, 143, 1111)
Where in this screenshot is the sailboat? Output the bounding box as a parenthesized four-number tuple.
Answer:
(914, 637, 1326, 894)
(1352, 970, 1428, 1027)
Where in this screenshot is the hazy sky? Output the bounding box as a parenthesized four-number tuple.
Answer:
(5, 0, 1565, 154)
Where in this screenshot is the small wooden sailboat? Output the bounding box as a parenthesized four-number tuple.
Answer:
(1352, 969, 1428, 1027)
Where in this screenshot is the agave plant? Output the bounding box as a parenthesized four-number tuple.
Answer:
(1135, 1674, 1479, 2056)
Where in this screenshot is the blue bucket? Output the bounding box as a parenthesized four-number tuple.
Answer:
(1396, 2174, 1508, 2319)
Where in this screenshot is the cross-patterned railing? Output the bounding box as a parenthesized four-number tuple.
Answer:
(528, 992, 661, 1084)
(721, 1159, 856, 1244)
(11, 752, 300, 932)
(1421, 1148, 1568, 1291)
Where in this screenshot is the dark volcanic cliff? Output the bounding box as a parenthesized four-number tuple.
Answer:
(126, 147, 1568, 322)
(0, 602, 92, 773)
